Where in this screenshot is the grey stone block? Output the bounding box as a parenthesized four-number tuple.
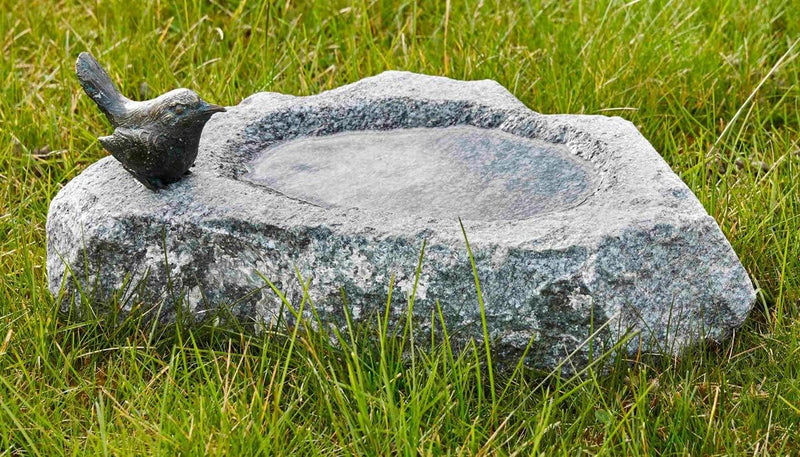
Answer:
(47, 71, 755, 370)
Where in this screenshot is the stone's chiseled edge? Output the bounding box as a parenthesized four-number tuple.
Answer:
(47, 71, 756, 370)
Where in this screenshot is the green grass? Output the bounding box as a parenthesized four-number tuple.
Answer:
(2, 0, 800, 454)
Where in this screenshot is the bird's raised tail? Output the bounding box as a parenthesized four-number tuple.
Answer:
(75, 52, 128, 125)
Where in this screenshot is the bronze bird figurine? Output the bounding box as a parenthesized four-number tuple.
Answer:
(75, 52, 226, 190)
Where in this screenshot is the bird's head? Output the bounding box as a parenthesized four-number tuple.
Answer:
(152, 88, 226, 130)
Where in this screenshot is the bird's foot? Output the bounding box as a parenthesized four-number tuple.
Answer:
(145, 177, 168, 191)
(124, 167, 166, 191)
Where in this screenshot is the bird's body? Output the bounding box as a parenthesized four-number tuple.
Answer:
(75, 52, 225, 190)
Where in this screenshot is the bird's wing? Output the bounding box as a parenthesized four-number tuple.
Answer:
(99, 128, 167, 191)
(98, 127, 150, 166)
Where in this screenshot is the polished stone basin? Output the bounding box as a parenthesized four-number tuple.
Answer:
(243, 126, 598, 220)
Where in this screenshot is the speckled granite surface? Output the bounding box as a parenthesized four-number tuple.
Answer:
(47, 72, 755, 370)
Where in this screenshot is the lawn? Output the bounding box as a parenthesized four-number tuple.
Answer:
(2, 0, 800, 455)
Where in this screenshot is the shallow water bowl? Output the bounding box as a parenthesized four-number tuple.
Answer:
(244, 126, 599, 221)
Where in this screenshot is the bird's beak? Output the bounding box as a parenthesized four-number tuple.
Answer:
(203, 103, 226, 114)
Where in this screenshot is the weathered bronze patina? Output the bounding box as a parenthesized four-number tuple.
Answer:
(75, 52, 225, 190)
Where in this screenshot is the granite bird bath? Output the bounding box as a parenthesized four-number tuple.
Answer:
(47, 72, 755, 370)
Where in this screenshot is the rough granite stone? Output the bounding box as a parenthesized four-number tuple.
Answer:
(47, 71, 756, 370)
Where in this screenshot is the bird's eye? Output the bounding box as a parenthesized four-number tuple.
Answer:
(174, 104, 185, 115)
